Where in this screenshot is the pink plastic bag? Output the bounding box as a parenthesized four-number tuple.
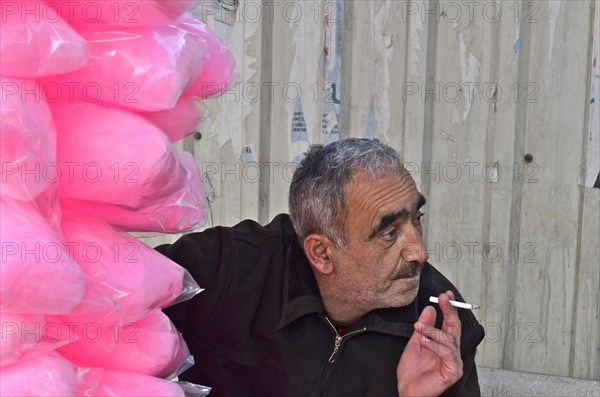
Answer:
(178, 14, 236, 98)
(52, 102, 189, 209)
(46, 25, 205, 111)
(0, 197, 86, 314)
(58, 310, 191, 378)
(58, 208, 199, 324)
(0, 78, 56, 201)
(44, 0, 194, 27)
(0, 1, 89, 78)
(77, 368, 189, 397)
(59, 152, 208, 233)
(0, 352, 78, 396)
(0, 312, 71, 368)
(139, 95, 209, 143)
(0, 353, 208, 397)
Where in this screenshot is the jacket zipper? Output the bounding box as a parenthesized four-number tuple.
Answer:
(320, 316, 367, 394)
(324, 316, 367, 363)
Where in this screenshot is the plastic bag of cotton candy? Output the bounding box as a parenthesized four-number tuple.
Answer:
(1, 0, 236, 394)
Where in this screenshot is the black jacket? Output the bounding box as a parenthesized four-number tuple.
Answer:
(158, 214, 485, 397)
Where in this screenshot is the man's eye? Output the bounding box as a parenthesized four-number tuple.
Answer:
(382, 229, 398, 241)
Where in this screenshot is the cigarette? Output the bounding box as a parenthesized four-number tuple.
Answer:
(429, 296, 480, 310)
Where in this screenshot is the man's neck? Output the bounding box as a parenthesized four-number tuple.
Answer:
(315, 277, 368, 325)
(323, 302, 364, 325)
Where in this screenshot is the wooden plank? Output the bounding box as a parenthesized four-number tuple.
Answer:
(571, 0, 600, 379)
(259, 0, 326, 222)
(508, 0, 593, 377)
(572, 188, 600, 380)
(383, 2, 412, 152)
(402, 0, 434, 200)
(227, 2, 264, 223)
(472, 0, 525, 370)
(340, 0, 408, 150)
(424, 0, 490, 308)
(416, 0, 525, 372)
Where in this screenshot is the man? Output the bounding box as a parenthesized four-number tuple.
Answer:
(159, 138, 485, 396)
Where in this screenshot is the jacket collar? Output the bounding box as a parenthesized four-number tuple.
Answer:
(277, 237, 324, 329)
(277, 230, 420, 337)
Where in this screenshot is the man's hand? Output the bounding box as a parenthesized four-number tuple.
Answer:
(396, 291, 463, 397)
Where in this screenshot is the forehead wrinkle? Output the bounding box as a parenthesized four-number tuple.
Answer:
(352, 183, 408, 230)
(357, 183, 407, 209)
(345, 173, 417, 241)
(350, 174, 412, 208)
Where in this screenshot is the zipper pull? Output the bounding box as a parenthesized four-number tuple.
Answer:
(328, 335, 342, 363)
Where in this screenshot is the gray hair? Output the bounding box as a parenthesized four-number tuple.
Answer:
(288, 138, 405, 248)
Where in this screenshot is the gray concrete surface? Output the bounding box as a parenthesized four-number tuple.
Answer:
(479, 367, 600, 397)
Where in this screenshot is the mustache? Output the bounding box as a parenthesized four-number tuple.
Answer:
(396, 261, 424, 278)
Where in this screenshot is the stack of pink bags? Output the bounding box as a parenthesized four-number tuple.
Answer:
(0, 1, 235, 395)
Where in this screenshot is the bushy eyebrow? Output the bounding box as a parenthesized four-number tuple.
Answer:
(368, 194, 427, 240)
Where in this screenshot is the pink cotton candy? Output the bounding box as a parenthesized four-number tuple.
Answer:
(45, 0, 194, 27)
(46, 25, 205, 111)
(59, 152, 207, 233)
(77, 368, 186, 397)
(73, 150, 206, 232)
(0, 352, 78, 396)
(139, 95, 209, 143)
(0, 312, 71, 368)
(58, 310, 190, 378)
(0, 78, 56, 201)
(0, 1, 88, 78)
(0, 312, 43, 367)
(52, 102, 189, 209)
(178, 14, 236, 98)
(0, 197, 85, 314)
(58, 208, 194, 324)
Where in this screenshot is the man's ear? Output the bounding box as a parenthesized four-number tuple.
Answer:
(303, 234, 335, 275)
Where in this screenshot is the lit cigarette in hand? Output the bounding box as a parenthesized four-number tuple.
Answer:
(429, 296, 480, 310)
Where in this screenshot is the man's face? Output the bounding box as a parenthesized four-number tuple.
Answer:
(330, 170, 429, 311)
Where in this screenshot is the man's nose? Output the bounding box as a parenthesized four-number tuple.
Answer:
(402, 228, 429, 264)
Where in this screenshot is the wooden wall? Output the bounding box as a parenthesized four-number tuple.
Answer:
(146, 0, 600, 380)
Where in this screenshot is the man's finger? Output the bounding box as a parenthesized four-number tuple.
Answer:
(438, 291, 462, 343)
(415, 321, 459, 349)
(418, 335, 464, 381)
(417, 305, 437, 328)
(418, 334, 461, 363)
(407, 306, 436, 350)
